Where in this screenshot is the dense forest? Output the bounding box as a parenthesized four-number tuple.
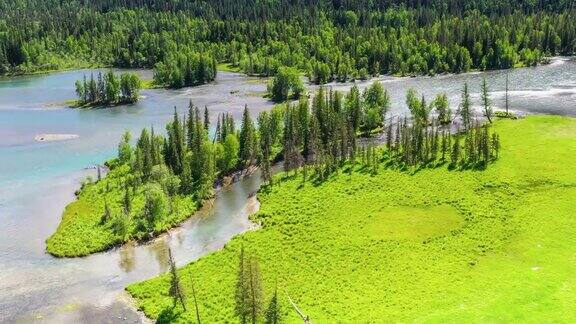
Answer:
(0, 0, 574, 86)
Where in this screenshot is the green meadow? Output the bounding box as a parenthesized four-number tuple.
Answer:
(46, 164, 197, 257)
(127, 115, 576, 322)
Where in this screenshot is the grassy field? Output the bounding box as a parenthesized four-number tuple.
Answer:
(46, 164, 197, 257)
(127, 115, 576, 322)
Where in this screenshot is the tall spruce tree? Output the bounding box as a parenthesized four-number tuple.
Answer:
(235, 245, 249, 323)
(167, 247, 186, 311)
(239, 106, 257, 167)
(248, 256, 264, 324)
(481, 77, 493, 123)
(459, 83, 472, 130)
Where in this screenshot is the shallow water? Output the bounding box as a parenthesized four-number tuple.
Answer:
(0, 69, 270, 322)
(0, 58, 575, 322)
(319, 56, 576, 117)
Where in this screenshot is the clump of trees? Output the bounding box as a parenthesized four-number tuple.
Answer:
(267, 67, 304, 102)
(385, 117, 499, 170)
(75, 71, 141, 106)
(235, 245, 281, 324)
(153, 51, 217, 88)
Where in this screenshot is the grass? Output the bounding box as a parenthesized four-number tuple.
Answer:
(217, 63, 242, 73)
(46, 164, 197, 257)
(140, 79, 158, 89)
(127, 115, 576, 322)
(366, 205, 464, 241)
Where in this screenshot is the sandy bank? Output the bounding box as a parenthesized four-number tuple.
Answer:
(34, 134, 79, 142)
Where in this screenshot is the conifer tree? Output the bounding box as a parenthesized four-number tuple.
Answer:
(167, 247, 186, 311)
(204, 105, 210, 130)
(239, 106, 257, 166)
(345, 85, 362, 132)
(450, 135, 460, 166)
(248, 256, 264, 324)
(235, 245, 249, 324)
(505, 74, 510, 115)
(137, 128, 153, 179)
(459, 83, 472, 130)
(258, 111, 273, 183)
(265, 286, 280, 324)
(189, 272, 202, 324)
(481, 77, 493, 123)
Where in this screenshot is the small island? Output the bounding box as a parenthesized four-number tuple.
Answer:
(72, 71, 141, 108)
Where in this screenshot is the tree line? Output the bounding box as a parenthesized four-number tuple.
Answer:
(154, 50, 218, 88)
(1, 0, 574, 86)
(74, 71, 141, 106)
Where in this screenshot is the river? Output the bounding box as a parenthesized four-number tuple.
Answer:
(0, 58, 575, 322)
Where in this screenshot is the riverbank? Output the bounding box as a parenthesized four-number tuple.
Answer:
(127, 115, 576, 322)
(46, 160, 261, 258)
(45, 163, 199, 257)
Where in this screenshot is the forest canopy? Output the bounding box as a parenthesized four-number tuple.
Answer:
(0, 0, 574, 84)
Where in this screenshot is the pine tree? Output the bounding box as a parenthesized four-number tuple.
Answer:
(189, 272, 202, 324)
(345, 85, 362, 132)
(450, 134, 460, 167)
(214, 113, 222, 143)
(167, 247, 186, 311)
(258, 111, 273, 183)
(137, 128, 153, 179)
(88, 73, 97, 103)
(481, 77, 493, 123)
(235, 245, 249, 324)
(265, 286, 280, 324)
(248, 256, 264, 324)
(204, 105, 210, 130)
(187, 101, 197, 149)
(166, 107, 185, 175)
(505, 74, 510, 116)
(459, 83, 472, 130)
(239, 105, 257, 167)
(82, 75, 88, 103)
(97, 72, 105, 102)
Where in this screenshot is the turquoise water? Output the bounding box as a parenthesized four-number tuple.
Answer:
(0, 69, 272, 322)
(0, 59, 575, 322)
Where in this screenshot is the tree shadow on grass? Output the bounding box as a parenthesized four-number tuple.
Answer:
(156, 306, 180, 324)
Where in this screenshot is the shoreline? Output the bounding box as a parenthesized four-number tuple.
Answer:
(46, 164, 261, 258)
(2, 55, 566, 85)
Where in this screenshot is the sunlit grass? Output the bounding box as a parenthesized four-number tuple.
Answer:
(46, 164, 197, 257)
(126, 115, 575, 322)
